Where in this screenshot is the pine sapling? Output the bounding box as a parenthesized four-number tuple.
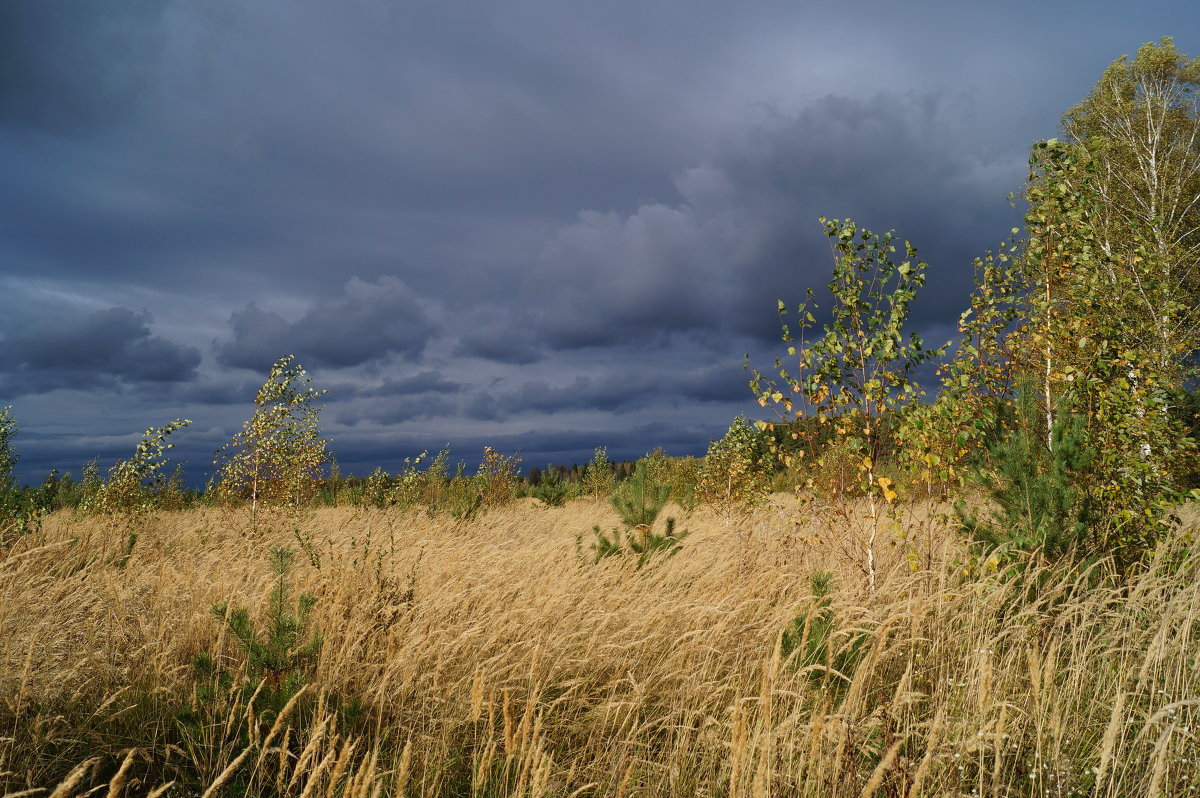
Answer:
(609, 463, 669, 528)
(956, 386, 1098, 570)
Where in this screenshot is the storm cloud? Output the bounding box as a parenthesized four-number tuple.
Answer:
(1, 0, 1196, 483)
(0, 307, 200, 394)
(216, 277, 436, 370)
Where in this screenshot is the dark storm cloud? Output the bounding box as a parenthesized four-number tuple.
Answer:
(339, 372, 461, 399)
(509, 91, 1021, 353)
(4, 0, 1199, 486)
(215, 277, 436, 370)
(333, 371, 464, 425)
(0, 307, 200, 393)
(336, 397, 454, 427)
(494, 364, 748, 417)
(456, 325, 545, 365)
(0, 2, 163, 134)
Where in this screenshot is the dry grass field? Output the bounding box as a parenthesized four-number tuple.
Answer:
(2, 497, 1199, 796)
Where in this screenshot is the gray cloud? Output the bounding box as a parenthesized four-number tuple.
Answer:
(0, 307, 200, 393)
(4, 1, 1199, 485)
(472, 91, 1022, 355)
(0, 3, 163, 134)
(492, 363, 748, 417)
(456, 325, 545, 365)
(216, 276, 436, 370)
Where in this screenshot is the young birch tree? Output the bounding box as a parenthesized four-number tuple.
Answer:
(1018, 139, 1195, 563)
(1060, 37, 1200, 373)
(750, 218, 945, 592)
(212, 355, 329, 518)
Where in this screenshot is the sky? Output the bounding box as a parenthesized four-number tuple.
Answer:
(2, 1, 1198, 485)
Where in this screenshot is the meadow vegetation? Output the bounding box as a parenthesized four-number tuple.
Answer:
(3, 38, 1200, 796)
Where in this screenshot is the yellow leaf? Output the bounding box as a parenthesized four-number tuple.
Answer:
(862, 456, 873, 470)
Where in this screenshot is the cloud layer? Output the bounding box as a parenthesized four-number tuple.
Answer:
(2, 1, 1196, 482)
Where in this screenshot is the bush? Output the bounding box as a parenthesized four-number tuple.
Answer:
(202, 547, 322, 723)
(609, 463, 670, 528)
(477, 447, 522, 507)
(780, 571, 869, 690)
(698, 414, 774, 513)
(955, 387, 1098, 571)
(579, 517, 690, 570)
(582, 447, 616, 499)
(82, 419, 192, 529)
(530, 465, 571, 507)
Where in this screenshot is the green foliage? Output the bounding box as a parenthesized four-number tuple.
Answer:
(751, 217, 946, 469)
(1061, 37, 1200, 371)
(780, 571, 869, 690)
(698, 413, 774, 512)
(956, 386, 1098, 570)
(83, 419, 192, 526)
(582, 447, 616, 499)
(591, 461, 690, 568)
(353, 445, 455, 511)
(390, 450, 432, 509)
(476, 446, 522, 507)
(156, 462, 193, 511)
(609, 463, 670, 529)
(361, 465, 393, 509)
(750, 218, 944, 590)
(440, 462, 483, 520)
(205, 546, 322, 722)
(639, 447, 701, 510)
(174, 547, 327, 793)
(0, 407, 42, 543)
(80, 457, 103, 508)
(320, 456, 345, 506)
(530, 465, 571, 507)
(1021, 139, 1197, 562)
(0, 406, 15, 496)
(579, 517, 690, 570)
(898, 235, 1024, 488)
(212, 355, 329, 516)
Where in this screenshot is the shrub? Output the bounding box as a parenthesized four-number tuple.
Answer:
(211, 355, 328, 518)
(955, 386, 1098, 572)
(780, 571, 869, 691)
(477, 447, 522, 507)
(582, 447, 616, 499)
(203, 547, 322, 723)
(580, 517, 690, 570)
(609, 463, 669, 528)
(697, 414, 774, 513)
(361, 465, 393, 509)
(530, 464, 571, 507)
(83, 419, 192, 529)
(639, 447, 701, 509)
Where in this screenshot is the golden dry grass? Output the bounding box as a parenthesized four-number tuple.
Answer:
(1, 497, 1198, 796)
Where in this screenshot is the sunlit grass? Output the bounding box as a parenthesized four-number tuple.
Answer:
(1, 498, 1198, 796)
